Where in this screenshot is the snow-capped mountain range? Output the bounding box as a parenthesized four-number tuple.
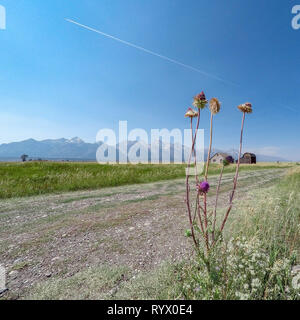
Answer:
(0, 137, 289, 162)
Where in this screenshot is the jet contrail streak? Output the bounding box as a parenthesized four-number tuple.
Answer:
(66, 18, 235, 85)
(281, 104, 299, 113)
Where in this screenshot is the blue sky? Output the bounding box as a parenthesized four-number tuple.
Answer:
(0, 0, 299, 160)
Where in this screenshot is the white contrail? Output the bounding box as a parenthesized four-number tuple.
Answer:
(280, 104, 299, 113)
(65, 18, 235, 85)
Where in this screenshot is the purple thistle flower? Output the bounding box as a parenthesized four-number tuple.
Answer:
(196, 181, 210, 194)
(193, 91, 208, 109)
(195, 91, 206, 101)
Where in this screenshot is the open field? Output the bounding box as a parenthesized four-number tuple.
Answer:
(0, 164, 299, 299)
(0, 161, 295, 199)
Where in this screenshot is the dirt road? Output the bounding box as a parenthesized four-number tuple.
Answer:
(0, 168, 286, 299)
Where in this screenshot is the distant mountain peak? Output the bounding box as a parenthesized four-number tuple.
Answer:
(24, 138, 37, 142)
(67, 137, 84, 144)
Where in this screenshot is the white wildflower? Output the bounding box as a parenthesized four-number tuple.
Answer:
(236, 292, 250, 300)
(243, 284, 249, 290)
(251, 278, 261, 288)
(292, 273, 300, 290)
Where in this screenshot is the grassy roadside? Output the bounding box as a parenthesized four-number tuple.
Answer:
(24, 167, 300, 300)
(0, 162, 294, 199)
(143, 167, 300, 300)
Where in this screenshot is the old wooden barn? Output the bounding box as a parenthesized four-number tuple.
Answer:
(239, 152, 256, 164)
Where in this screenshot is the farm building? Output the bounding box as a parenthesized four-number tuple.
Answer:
(239, 152, 256, 164)
(210, 153, 233, 164)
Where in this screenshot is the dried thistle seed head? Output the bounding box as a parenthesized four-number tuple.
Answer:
(193, 91, 208, 109)
(209, 98, 221, 115)
(238, 102, 252, 113)
(184, 107, 198, 118)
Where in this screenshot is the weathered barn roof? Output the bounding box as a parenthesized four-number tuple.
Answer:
(242, 152, 256, 157)
(210, 152, 230, 160)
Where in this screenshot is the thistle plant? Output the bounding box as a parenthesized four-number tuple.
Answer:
(185, 93, 252, 263)
(220, 103, 252, 233)
(184, 92, 207, 247)
(204, 98, 221, 181)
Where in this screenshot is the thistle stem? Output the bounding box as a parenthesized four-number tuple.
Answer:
(203, 192, 209, 251)
(212, 165, 224, 243)
(190, 118, 199, 184)
(185, 112, 201, 248)
(196, 193, 205, 235)
(205, 112, 213, 181)
(220, 112, 245, 233)
(187, 112, 201, 171)
(185, 176, 197, 247)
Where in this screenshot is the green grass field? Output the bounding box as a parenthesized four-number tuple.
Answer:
(0, 161, 294, 199)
